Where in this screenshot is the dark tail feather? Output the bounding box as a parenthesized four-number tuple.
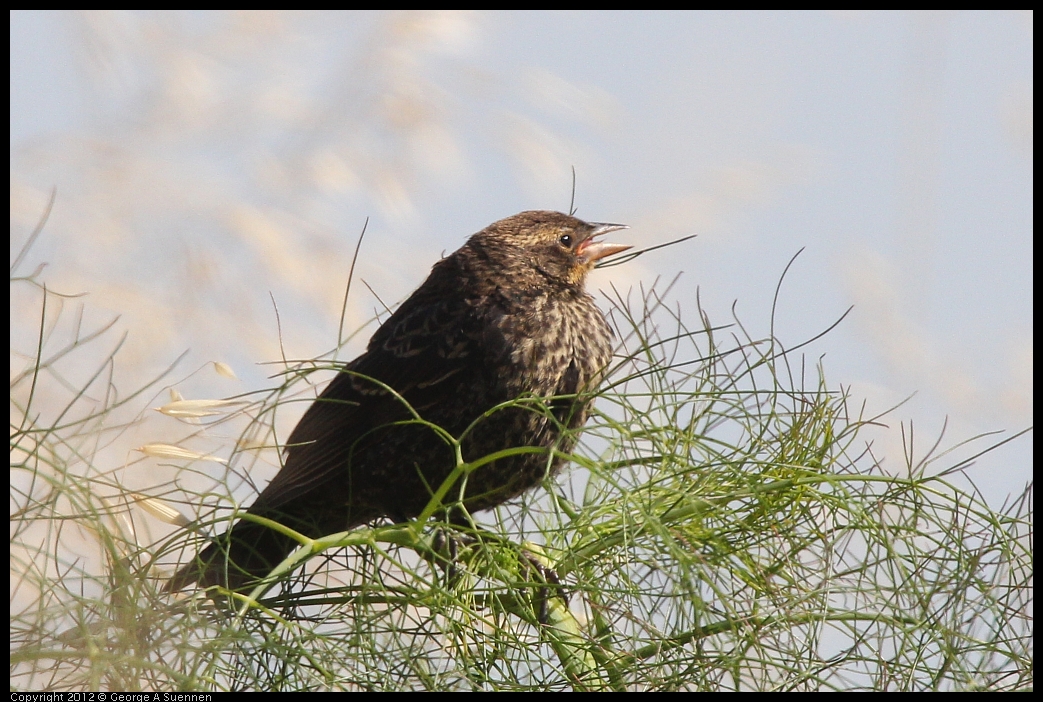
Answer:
(165, 520, 304, 593)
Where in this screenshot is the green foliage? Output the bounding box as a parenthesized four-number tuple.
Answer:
(10, 264, 1032, 691)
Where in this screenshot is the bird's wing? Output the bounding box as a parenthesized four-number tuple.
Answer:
(249, 294, 484, 512)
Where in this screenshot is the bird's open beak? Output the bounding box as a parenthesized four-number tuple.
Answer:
(576, 223, 631, 264)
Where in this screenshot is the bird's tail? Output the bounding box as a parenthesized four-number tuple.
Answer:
(164, 519, 305, 594)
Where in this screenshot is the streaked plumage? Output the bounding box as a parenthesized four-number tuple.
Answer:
(168, 210, 629, 592)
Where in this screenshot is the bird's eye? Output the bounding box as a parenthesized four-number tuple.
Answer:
(559, 234, 573, 248)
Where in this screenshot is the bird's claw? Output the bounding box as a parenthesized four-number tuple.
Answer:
(431, 528, 477, 585)
(519, 547, 568, 625)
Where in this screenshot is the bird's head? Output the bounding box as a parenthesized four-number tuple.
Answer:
(469, 211, 631, 289)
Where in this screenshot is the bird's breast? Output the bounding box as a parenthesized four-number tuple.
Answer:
(489, 292, 612, 396)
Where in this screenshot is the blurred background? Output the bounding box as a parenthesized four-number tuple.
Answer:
(10, 11, 1032, 509)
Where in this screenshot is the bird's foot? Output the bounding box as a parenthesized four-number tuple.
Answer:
(519, 543, 568, 625)
(427, 527, 567, 625)
(430, 527, 477, 585)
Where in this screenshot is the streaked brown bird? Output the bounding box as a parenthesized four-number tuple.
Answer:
(168, 210, 630, 592)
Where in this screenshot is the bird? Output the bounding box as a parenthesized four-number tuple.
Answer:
(167, 210, 630, 592)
